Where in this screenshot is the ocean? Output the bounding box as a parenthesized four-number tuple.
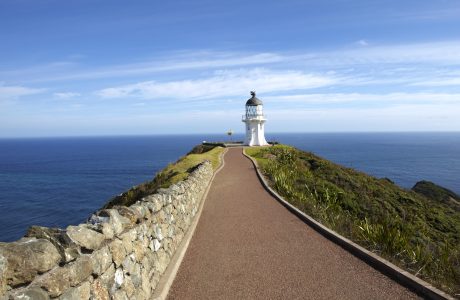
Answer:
(0, 132, 459, 242)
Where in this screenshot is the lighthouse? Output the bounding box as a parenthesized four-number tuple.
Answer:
(242, 91, 268, 146)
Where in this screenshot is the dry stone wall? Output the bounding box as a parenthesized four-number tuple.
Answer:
(0, 161, 213, 300)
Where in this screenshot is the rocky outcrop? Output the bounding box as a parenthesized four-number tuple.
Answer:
(0, 161, 213, 299)
(412, 180, 460, 211)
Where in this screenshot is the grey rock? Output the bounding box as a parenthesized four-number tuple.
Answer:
(90, 246, 112, 275)
(100, 223, 114, 240)
(166, 194, 173, 205)
(132, 240, 145, 263)
(108, 240, 125, 268)
(87, 213, 109, 226)
(66, 225, 105, 251)
(130, 270, 142, 288)
(153, 197, 163, 213)
(129, 204, 146, 220)
(121, 256, 138, 277)
(0, 238, 61, 287)
(111, 289, 128, 300)
(131, 289, 148, 300)
(120, 275, 135, 297)
(164, 204, 172, 215)
(156, 188, 168, 195)
(119, 229, 137, 254)
(151, 272, 160, 291)
(142, 202, 156, 215)
(9, 287, 50, 300)
(168, 226, 175, 238)
(25, 226, 80, 263)
(163, 238, 170, 253)
(90, 279, 109, 300)
(170, 184, 183, 195)
(38, 256, 92, 297)
(154, 249, 169, 274)
(58, 281, 90, 300)
(38, 267, 70, 297)
(160, 224, 169, 239)
(66, 256, 93, 287)
(140, 266, 151, 299)
(99, 264, 115, 287)
(113, 206, 138, 225)
(97, 209, 130, 235)
(0, 253, 6, 296)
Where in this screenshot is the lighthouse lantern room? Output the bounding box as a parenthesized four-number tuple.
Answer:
(242, 91, 268, 146)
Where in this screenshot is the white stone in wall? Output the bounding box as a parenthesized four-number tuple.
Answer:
(152, 239, 161, 252)
(114, 268, 124, 289)
(154, 225, 163, 241)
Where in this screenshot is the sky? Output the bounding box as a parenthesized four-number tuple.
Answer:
(1, 0, 460, 137)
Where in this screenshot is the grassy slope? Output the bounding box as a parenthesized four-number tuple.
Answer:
(246, 145, 460, 295)
(104, 146, 224, 208)
(412, 180, 460, 211)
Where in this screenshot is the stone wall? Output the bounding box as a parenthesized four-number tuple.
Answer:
(0, 161, 213, 299)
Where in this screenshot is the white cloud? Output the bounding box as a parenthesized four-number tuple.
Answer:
(267, 103, 460, 132)
(293, 41, 460, 68)
(0, 84, 45, 99)
(267, 92, 460, 105)
(54, 92, 81, 99)
(1, 52, 284, 83)
(96, 68, 338, 100)
(411, 78, 460, 87)
(4, 40, 460, 85)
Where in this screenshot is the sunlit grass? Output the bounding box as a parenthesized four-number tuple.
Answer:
(104, 146, 224, 208)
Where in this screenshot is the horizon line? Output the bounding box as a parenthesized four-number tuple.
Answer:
(1, 131, 459, 139)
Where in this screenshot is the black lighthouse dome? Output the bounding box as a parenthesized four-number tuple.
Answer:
(246, 91, 263, 106)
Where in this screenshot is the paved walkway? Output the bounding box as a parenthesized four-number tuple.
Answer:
(168, 148, 419, 299)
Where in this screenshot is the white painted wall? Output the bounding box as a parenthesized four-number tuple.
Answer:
(243, 105, 268, 146)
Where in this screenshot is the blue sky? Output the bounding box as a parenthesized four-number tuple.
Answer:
(1, 0, 460, 137)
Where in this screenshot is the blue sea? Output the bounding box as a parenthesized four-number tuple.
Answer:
(0, 133, 459, 242)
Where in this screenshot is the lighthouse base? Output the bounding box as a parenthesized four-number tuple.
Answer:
(243, 120, 268, 147)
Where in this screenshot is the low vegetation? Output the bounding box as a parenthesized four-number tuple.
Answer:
(246, 145, 460, 295)
(104, 145, 224, 208)
(412, 180, 460, 211)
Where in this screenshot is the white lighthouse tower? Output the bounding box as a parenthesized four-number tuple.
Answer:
(242, 91, 268, 146)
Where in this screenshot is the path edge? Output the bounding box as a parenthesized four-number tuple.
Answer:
(152, 147, 228, 300)
(242, 148, 453, 300)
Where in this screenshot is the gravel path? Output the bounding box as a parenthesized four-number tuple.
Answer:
(168, 148, 420, 299)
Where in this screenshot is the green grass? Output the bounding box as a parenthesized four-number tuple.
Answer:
(104, 145, 224, 208)
(246, 145, 460, 296)
(412, 180, 460, 211)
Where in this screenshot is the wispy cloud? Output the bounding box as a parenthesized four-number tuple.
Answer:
(96, 68, 338, 100)
(1, 52, 284, 83)
(267, 103, 460, 132)
(267, 92, 460, 105)
(0, 84, 45, 99)
(3, 41, 460, 85)
(356, 39, 369, 46)
(54, 92, 81, 99)
(411, 77, 460, 87)
(296, 41, 460, 67)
